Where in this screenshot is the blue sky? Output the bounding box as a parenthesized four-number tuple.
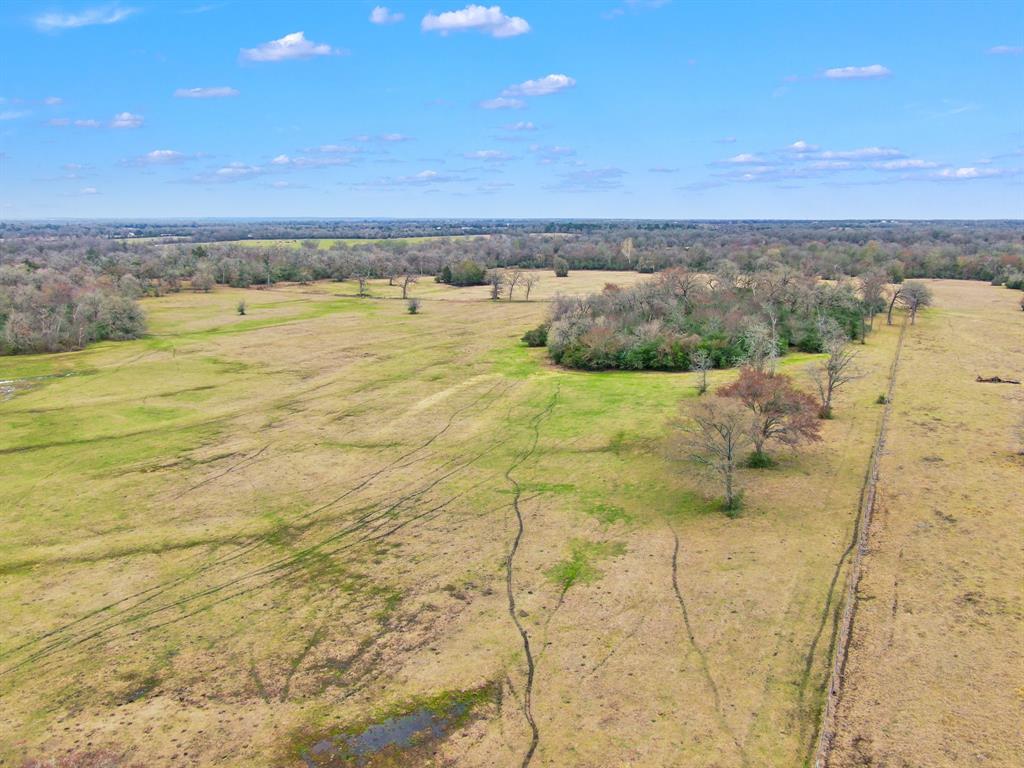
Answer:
(1, 0, 1022, 219)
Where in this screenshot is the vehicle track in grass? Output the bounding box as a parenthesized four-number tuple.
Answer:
(504, 387, 559, 768)
(1, 434, 505, 677)
(0, 380, 511, 676)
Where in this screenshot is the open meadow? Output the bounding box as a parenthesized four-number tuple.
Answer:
(0, 272, 1018, 767)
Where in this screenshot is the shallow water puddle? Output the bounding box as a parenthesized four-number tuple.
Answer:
(301, 700, 473, 766)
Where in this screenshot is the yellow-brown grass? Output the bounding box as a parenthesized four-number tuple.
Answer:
(828, 280, 1024, 767)
(0, 272, 966, 767)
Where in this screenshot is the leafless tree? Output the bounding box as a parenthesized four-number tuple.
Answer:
(718, 367, 822, 464)
(690, 348, 713, 395)
(505, 268, 523, 301)
(809, 326, 859, 418)
(740, 322, 778, 371)
(522, 273, 540, 301)
(898, 280, 933, 324)
(486, 269, 505, 301)
(400, 272, 418, 299)
(860, 269, 888, 329)
(672, 398, 754, 513)
(886, 285, 903, 325)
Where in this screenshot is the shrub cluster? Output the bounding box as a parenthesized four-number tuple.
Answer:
(546, 268, 867, 371)
(0, 265, 146, 354)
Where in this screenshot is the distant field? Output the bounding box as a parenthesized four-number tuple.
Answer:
(204, 235, 488, 250)
(1, 271, 925, 767)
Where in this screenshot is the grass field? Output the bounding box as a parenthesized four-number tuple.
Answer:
(828, 280, 1024, 766)
(204, 235, 487, 250)
(1, 272, 988, 768)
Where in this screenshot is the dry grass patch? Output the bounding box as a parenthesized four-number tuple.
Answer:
(1, 272, 908, 767)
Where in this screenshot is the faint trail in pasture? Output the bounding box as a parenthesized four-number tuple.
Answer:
(0, 381, 510, 677)
(670, 527, 750, 768)
(172, 444, 270, 499)
(1, 435, 503, 677)
(808, 318, 908, 768)
(503, 387, 559, 768)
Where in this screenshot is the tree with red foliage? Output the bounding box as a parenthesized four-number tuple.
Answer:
(718, 366, 822, 466)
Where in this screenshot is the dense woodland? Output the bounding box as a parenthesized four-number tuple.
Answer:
(0, 220, 1020, 354)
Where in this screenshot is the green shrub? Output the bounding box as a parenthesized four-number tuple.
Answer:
(521, 323, 548, 347)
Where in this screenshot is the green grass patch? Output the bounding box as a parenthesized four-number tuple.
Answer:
(546, 539, 626, 592)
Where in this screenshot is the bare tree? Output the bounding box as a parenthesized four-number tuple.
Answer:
(505, 268, 523, 301)
(809, 326, 859, 418)
(400, 272, 418, 299)
(672, 398, 754, 514)
(859, 269, 888, 330)
(486, 269, 505, 301)
(690, 348, 713, 395)
(740, 322, 778, 371)
(522, 274, 540, 301)
(886, 285, 903, 325)
(718, 367, 821, 465)
(356, 274, 369, 296)
(898, 280, 933, 324)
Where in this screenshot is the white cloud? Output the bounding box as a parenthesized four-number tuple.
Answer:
(34, 6, 136, 31)
(0, 110, 30, 121)
(480, 97, 525, 110)
(873, 158, 939, 170)
(48, 117, 102, 127)
(79, 187, 99, 195)
(43, 96, 63, 105)
(988, 45, 1023, 55)
(549, 167, 626, 192)
(271, 154, 291, 165)
(787, 139, 818, 153)
(421, 5, 530, 38)
(819, 146, 902, 160)
(240, 32, 340, 62)
(110, 111, 143, 128)
(934, 166, 1005, 179)
(135, 149, 187, 165)
(502, 74, 575, 97)
(649, 166, 678, 173)
(174, 86, 239, 99)
(504, 121, 536, 131)
(823, 64, 891, 80)
(214, 162, 263, 180)
(725, 153, 764, 164)
(380, 133, 412, 142)
(316, 144, 360, 154)
(715, 136, 737, 144)
(464, 149, 510, 161)
(370, 6, 405, 24)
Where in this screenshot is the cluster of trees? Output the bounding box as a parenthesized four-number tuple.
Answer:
(541, 267, 877, 372)
(0, 264, 146, 354)
(3, 220, 1020, 289)
(673, 319, 862, 512)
